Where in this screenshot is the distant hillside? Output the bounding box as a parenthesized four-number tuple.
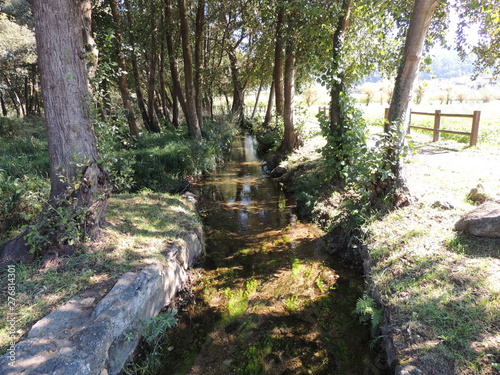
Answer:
(420, 47, 475, 80)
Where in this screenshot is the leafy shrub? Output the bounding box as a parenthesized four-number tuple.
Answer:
(0, 118, 50, 240)
(130, 119, 237, 192)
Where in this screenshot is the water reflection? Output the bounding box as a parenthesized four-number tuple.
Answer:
(196, 135, 291, 233)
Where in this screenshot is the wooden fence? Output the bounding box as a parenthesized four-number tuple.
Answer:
(384, 108, 481, 146)
(318, 106, 481, 146)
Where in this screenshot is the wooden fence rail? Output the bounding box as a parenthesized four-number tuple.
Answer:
(318, 106, 481, 146)
(384, 108, 481, 146)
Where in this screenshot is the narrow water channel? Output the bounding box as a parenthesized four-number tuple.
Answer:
(161, 136, 386, 374)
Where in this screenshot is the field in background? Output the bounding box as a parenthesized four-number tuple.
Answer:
(244, 76, 500, 148)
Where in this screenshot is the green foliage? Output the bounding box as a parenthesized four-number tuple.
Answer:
(255, 115, 284, 155)
(237, 335, 273, 375)
(0, 118, 49, 240)
(353, 294, 383, 339)
(131, 119, 236, 193)
(24, 196, 87, 254)
(141, 310, 178, 346)
(319, 93, 368, 182)
(94, 110, 137, 192)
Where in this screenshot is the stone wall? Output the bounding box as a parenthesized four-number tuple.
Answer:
(0, 226, 204, 375)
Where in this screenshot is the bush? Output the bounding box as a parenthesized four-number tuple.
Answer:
(130, 118, 237, 192)
(0, 117, 50, 241)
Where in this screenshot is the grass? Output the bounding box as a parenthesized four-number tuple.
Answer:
(276, 123, 500, 374)
(365, 135, 500, 374)
(0, 192, 202, 355)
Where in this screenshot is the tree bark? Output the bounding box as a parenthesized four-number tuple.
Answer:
(329, 0, 351, 133)
(273, 5, 285, 118)
(80, 0, 99, 81)
(0, 91, 7, 116)
(281, 44, 301, 153)
(124, 0, 151, 130)
(228, 48, 245, 122)
(109, 0, 140, 137)
(0, 0, 110, 265)
(251, 80, 263, 120)
(164, 0, 188, 123)
(263, 79, 275, 127)
(178, 0, 202, 140)
(147, 0, 161, 133)
(384, 0, 439, 206)
(387, 0, 439, 128)
(194, 0, 205, 127)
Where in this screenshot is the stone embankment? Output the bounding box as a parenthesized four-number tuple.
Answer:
(0, 206, 204, 375)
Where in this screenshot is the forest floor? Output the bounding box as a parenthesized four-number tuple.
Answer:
(364, 132, 500, 374)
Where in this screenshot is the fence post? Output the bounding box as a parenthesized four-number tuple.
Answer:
(470, 110, 481, 146)
(432, 109, 441, 142)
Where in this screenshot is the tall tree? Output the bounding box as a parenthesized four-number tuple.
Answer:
(383, 0, 440, 206)
(194, 0, 206, 126)
(108, 0, 140, 137)
(281, 42, 301, 152)
(273, 4, 285, 118)
(178, 0, 202, 140)
(124, 0, 152, 130)
(164, 0, 188, 127)
(1, 0, 109, 265)
(146, 0, 161, 133)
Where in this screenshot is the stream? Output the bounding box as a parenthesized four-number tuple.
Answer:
(156, 136, 387, 374)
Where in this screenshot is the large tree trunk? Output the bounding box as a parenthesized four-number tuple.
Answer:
(0, 0, 110, 266)
(273, 6, 285, 118)
(109, 0, 140, 137)
(383, 0, 439, 206)
(178, 0, 202, 140)
(281, 44, 302, 153)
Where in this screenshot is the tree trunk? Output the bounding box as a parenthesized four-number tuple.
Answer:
(178, 0, 202, 140)
(273, 6, 285, 118)
(81, 0, 99, 81)
(4, 75, 23, 118)
(109, 0, 140, 137)
(251, 80, 263, 119)
(0, 91, 7, 116)
(281, 45, 301, 153)
(147, 0, 161, 133)
(194, 0, 205, 127)
(158, 14, 172, 125)
(164, 0, 188, 122)
(263, 79, 275, 127)
(383, 0, 439, 206)
(329, 0, 351, 133)
(0, 0, 110, 266)
(124, 0, 151, 130)
(228, 48, 245, 122)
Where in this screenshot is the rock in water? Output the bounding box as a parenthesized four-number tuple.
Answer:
(455, 201, 500, 238)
